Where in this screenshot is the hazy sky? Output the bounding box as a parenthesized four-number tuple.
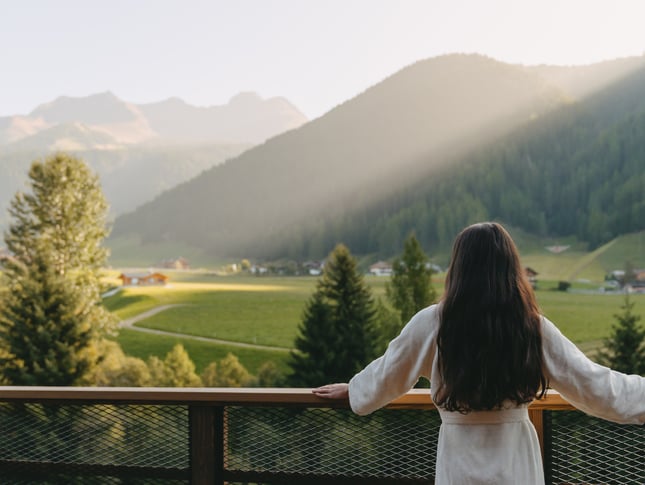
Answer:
(1, 0, 644, 119)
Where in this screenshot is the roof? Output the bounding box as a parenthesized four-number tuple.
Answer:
(119, 272, 168, 279)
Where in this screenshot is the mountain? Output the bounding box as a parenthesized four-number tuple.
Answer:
(318, 63, 645, 258)
(4, 122, 122, 152)
(139, 92, 307, 144)
(0, 91, 307, 229)
(0, 91, 307, 149)
(110, 54, 573, 260)
(111, 54, 645, 264)
(525, 56, 645, 100)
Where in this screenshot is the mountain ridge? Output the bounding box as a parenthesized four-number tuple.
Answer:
(0, 91, 307, 149)
(0, 90, 307, 228)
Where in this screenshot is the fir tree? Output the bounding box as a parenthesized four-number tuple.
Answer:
(386, 233, 437, 324)
(0, 254, 96, 385)
(0, 153, 114, 385)
(597, 295, 645, 375)
(288, 244, 378, 386)
(288, 292, 335, 386)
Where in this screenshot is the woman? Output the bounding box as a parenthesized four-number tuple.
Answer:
(313, 222, 644, 484)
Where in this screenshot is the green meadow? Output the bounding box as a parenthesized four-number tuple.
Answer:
(104, 271, 644, 376)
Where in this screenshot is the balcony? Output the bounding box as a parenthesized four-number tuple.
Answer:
(0, 387, 642, 484)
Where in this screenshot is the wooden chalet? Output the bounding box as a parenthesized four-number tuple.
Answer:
(118, 272, 168, 286)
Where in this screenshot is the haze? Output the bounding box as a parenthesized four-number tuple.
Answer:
(2, 0, 645, 120)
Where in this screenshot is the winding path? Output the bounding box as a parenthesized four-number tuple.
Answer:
(118, 304, 291, 352)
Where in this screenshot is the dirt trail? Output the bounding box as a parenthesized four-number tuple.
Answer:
(118, 304, 291, 352)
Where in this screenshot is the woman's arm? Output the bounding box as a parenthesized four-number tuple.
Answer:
(542, 316, 645, 424)
(312, 305, 439, 415)
(347, 305, 439, 415)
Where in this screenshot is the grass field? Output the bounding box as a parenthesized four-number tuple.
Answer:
(116, 327, 291, 375)
(104, 271, 644, 375)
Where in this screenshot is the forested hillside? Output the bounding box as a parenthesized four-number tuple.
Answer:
(278, 62, 645, 258)
(111, 54, 568, 258)
(111, 54, 645, 262)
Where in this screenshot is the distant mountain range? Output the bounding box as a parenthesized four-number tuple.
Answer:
(0, 91, 307, 228)
(0, 91, 307, 149)
(109, 53, 645, 264)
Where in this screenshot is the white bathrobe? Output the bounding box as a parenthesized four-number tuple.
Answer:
(348, 304, 645, 485)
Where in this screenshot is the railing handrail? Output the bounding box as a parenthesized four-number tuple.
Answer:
(0, 386, 575, 409)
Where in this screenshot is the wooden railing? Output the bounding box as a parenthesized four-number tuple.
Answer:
(0, 387, 640, 484)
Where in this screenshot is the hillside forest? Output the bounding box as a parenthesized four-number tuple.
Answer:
(109, 54, 645, 263)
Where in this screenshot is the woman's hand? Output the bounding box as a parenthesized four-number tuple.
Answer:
(312, 383, 349, 399)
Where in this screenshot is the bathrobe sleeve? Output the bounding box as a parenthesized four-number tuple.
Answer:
(348, 304, 439, 416)
(541, 316, 645, 424)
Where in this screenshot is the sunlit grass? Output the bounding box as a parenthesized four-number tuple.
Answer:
(521, 251, 606, 282)
(104, 271, 644, 364)
(115, 328, 290, 375)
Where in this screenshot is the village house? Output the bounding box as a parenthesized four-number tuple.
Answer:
(303, 260, 323, 276)
(369, 261, 393, 276)
(625, 268, 645, 293)
(118, 272, 169, 286)
(525, 267, 538, 288)
(607, 268, 645, 285)
(250, 264, 269, 275)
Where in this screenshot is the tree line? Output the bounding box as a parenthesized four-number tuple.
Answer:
(272, 105, 645, 261)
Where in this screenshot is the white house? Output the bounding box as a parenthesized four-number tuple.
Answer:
(369, 261, 393, 276)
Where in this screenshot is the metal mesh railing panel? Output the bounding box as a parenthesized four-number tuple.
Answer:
(225, 406, 440, 481)
(0, 477, 187, 485)
(546, 410, 644, 485)
(0, 402, 189, 483)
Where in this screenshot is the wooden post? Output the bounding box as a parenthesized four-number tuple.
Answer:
(190, 405, 224, 485)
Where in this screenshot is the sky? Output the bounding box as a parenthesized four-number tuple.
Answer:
(1, 0, 644, 120)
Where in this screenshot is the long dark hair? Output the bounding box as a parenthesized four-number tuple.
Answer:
(435, 222, 547, 412)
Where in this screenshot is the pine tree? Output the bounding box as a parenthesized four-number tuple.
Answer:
(0, 254, 96, 385)
(386, 233, 436, 324)
(597, 295, 645, 375)
(0, 153, 114, 385)
(288, 244, 378, 386)
(288, 292, 335, 387)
